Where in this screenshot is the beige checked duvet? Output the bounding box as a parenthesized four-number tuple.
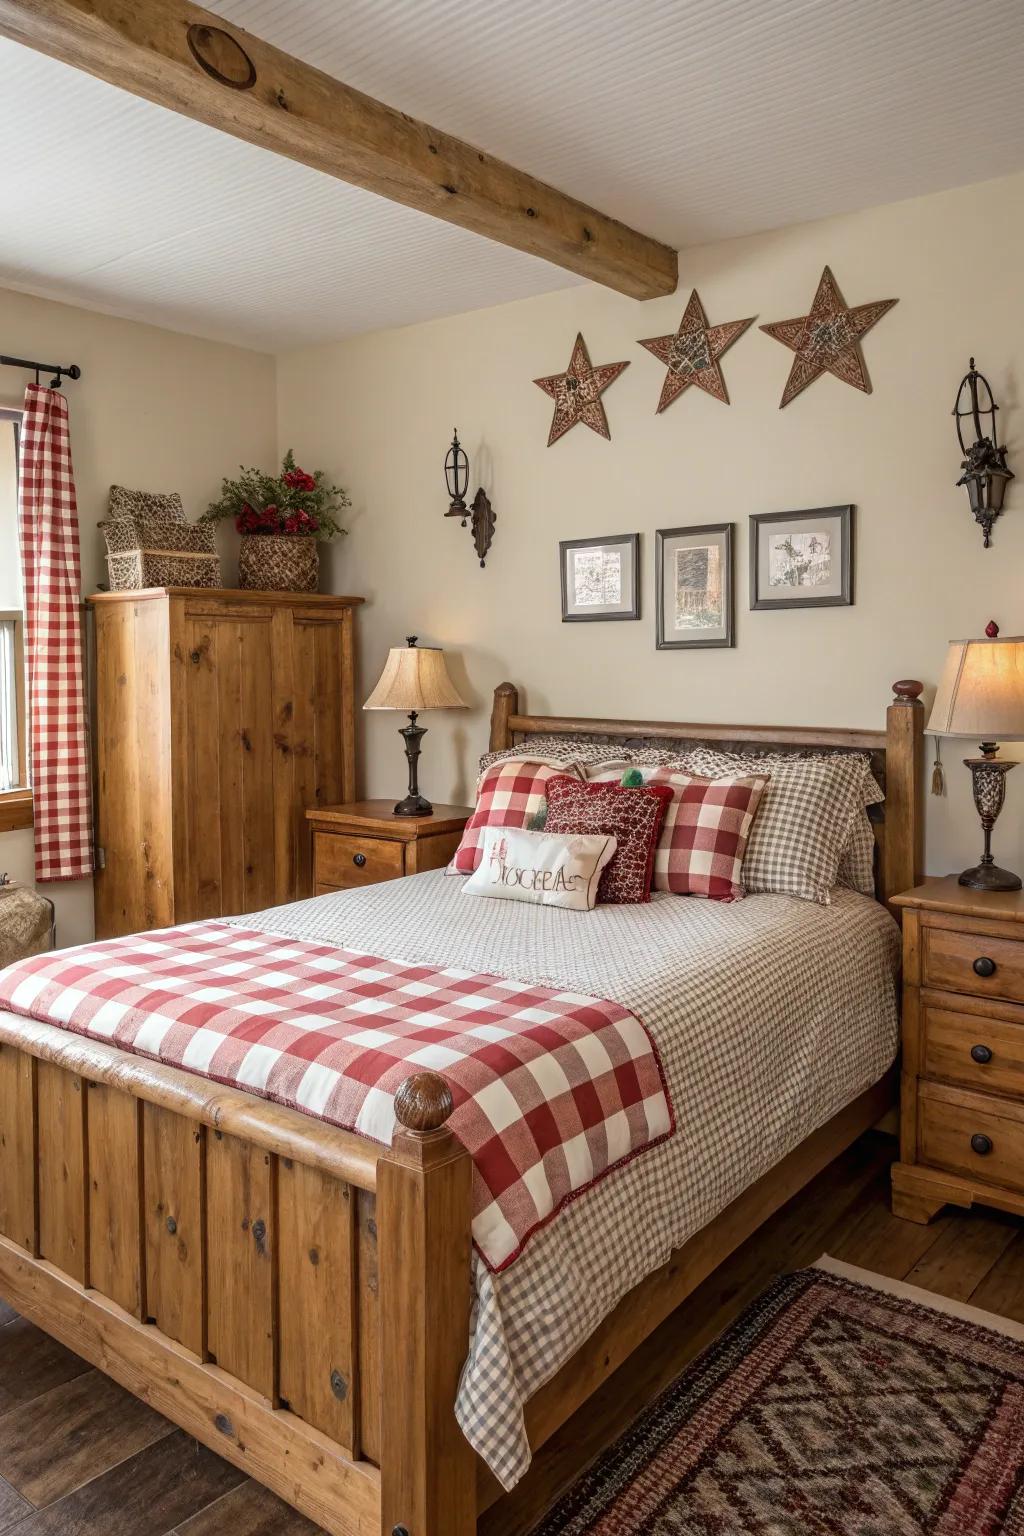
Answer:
(225, 870, 901, 1489)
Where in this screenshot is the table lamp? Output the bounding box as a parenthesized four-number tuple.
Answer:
(928, 629, 1024, 890)
(363, 637, 468, 816)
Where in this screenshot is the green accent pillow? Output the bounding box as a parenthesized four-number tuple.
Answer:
(620, 768, 645, 788)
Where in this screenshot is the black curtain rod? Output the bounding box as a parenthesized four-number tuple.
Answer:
(0, 354, 81, 386)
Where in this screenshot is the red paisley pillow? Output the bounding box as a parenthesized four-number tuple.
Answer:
(544, 776, 673, 904)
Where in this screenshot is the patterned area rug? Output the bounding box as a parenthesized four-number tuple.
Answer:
(531, 1259, 1024, 1534)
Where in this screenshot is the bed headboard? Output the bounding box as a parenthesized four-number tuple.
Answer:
(488, 680, 925, 912)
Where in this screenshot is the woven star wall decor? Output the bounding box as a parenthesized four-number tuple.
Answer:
(638, 289, 756, 412)
(534, 332, 630, 445)
(760, 265, 897, 409)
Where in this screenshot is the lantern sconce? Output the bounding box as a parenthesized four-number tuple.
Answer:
(954, 359, 1014, 548)
(444, 428, 495, 568)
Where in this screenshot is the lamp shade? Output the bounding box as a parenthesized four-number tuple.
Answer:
(928, 637, 1024, 740)
(364, 642, 468, 712)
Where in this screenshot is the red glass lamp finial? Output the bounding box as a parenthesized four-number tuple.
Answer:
(986, 619, 1000, 638)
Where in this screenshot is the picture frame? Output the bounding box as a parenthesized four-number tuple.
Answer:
(749, 505, 854, 611)
(655, 523, 734, 649)
(559, 533, 640, 622)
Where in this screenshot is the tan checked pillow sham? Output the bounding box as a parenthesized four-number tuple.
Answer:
(678, 748, 878, 905)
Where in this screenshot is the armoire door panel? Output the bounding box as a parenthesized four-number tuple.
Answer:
(183, 613, 277, 920)
(238, 618, 278, 914)
(290, 618, 346, 897)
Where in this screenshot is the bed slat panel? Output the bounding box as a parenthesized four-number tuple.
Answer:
(37, 1062, 88, 1284)
(143, 1104, 206, 1355)
(88, 1085, 144, 1317)
(357, 1188, 381, 1466)
(278, 1158, 358, 1453)
(0, 1044, 37, 1254)
(206, 1131, 277, 1398)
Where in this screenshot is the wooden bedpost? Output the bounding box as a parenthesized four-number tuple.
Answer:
(883, 679, 925, 909)
(378, 1073, 476, 1536)
(489, 682, 518, 753)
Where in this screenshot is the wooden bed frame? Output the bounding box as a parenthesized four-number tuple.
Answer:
(0, 680, 924, 1536)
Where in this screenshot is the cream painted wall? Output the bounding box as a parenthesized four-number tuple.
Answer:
(277, 170, 1024, 880)
(0, 286, 276, 945)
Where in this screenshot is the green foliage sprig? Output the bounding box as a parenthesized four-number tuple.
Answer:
(204, 449, 350, 541)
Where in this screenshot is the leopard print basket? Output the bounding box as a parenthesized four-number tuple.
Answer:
(238, 533, 319, 592)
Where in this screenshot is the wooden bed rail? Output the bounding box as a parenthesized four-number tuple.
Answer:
(0, 1026, 475, 1536)
(0, 1013, 378, 1191)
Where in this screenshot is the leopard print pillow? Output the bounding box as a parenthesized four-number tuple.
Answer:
(108, 484, 186, 524)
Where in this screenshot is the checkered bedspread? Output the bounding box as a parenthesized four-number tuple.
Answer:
(0, 922, 673, 1273)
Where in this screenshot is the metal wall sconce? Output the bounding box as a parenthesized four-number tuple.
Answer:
(444, 428, 495, 568)
(954, 359, 1014, 547)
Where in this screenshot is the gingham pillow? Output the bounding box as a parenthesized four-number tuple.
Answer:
(544, 775, 673, 904)
(837, 806, 878, 895)
(588, 766, 768, 899)
(450, 757, 585, 874)
(681, 748, 883, 900)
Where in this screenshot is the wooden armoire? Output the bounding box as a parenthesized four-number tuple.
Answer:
(90, 588, 363, 939)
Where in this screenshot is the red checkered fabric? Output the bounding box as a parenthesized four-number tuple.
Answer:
(589, 767, 769, 900)
(450, 757, 584, 874)
(17, 385, 92, 882)
(0, 922, 674, 1272)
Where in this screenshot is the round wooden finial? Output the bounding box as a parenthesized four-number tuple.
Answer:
(892, 679, 923, 703)
(494, 680, 517, 697)
(393, 1073, 454, 1134)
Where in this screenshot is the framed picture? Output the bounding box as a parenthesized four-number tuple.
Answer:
(655, 523, 734, 649)
(560, 533, 639, 622)
(749, 505, 854, 611)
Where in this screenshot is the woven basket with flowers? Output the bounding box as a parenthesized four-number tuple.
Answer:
(203, 451, 349, 592)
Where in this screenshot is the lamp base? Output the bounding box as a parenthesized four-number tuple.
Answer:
(959, 861, 1023, 892)
(393, 793, 434, 818)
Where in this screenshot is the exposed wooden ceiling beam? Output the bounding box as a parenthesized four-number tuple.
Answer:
(0, 0, 678, 301)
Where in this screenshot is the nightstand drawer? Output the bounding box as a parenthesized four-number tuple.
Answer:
(921, 924, 1024, 1005)
(919, 1086, 1024, 1191)
(313, 832, 404, 888)
(922, 995, 1024, 1097)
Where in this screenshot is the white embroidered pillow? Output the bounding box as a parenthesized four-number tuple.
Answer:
(463, 827, 617, 911)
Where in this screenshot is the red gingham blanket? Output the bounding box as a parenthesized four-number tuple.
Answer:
(0, 922, 674, 1271)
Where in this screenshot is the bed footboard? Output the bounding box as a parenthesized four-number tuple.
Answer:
(0, 1022, 476, 1536)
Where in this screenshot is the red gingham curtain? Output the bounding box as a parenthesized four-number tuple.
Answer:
(18, 384, 93, 881)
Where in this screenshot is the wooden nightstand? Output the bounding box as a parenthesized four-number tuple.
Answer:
(306, 801, 472, 896)
(892, 875, 1024, 1225)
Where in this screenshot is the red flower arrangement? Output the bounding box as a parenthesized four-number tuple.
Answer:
(204, 450, 349, 541)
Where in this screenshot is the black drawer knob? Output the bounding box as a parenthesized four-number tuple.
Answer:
(353, 852, 367, 868)
(973, 956, 997, 978)
(971, 1043, 994, 1064)
(971, 1133, 993, 1156)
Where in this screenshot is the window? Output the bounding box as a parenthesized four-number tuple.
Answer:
(0, 409, 27, 801)
(0, 611, 24, 791)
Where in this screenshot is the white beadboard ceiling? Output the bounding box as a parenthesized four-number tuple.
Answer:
(1, 0, 1022, 352)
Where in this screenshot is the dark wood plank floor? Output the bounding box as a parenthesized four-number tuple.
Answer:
(1, 1132, 1022, 1535)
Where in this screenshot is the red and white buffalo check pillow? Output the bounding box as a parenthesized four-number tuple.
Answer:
(588, 766, 769, 900)
(450, 756, 584, 874)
